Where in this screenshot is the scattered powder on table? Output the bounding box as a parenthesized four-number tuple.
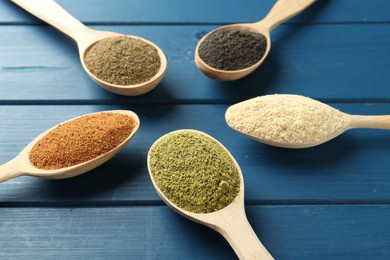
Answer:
(29, 112, 137, 170)
(225, 94, 350, 145)
(198, 29, 267, 71)
(84, 36, 161, 86)
(149, 130, 240, 214)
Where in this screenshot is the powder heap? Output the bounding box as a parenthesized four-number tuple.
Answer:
(225, 94, 350, 145)
(149, 130, 240, 214)
(30, 112, 137, 170)
(84, 36, 161, 86)
(198, 29, 267, 71)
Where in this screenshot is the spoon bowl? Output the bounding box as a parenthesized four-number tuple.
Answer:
(195, 0, 316, 81)
(195, 24, 271, 81)
(11, 0, 167, 96)
(148, 129, 273, 259)
(0, 110, 140, 183)
(225, 95, 390, 149)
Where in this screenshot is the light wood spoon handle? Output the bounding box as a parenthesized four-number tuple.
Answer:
(255, 0, 316, 31)
(0, 159, 22, 183)
(348, 115, 390, 129)
(216, 209, 273, 259)
(11, 0, 90, 41)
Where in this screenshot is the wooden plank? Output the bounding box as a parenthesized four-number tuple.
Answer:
(1, 0, 389, 24)
(0, 104, 389, 204)
(0, 205, 389, 259)
(0, 24, 389, 102)
(1, 1, 389, 259)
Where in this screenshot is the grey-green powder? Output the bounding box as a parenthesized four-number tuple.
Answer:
(84, 36, 161, 86)
(149, 130, 240, 214)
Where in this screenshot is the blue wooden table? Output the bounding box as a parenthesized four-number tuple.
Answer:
(0, 0, 389, 259)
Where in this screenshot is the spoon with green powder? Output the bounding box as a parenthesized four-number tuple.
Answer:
(225, 94, 390, 149)
(148, 130, 273, 259)
(11, 0, 167, 96)
(195, 0, 316, 81)
(0, 110, 139, 183)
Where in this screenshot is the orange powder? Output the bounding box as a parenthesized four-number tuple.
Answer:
(29, 112, 137, 170)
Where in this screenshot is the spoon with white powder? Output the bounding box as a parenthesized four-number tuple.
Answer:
(225, 94, 390, 149)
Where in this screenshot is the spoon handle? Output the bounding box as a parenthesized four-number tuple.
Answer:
(348, 115, 390, 129)
(0, 159, 22, 183)
(11, 0, 90, 41)
(255, 0, 316, 31)
(217, 208, 273, 259)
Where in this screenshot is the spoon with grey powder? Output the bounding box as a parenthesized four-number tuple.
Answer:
(11, 0, 167, 96)
(195, 0, 316, 81)
(225, 94, 390, 149)
(148, 130, 273, 259)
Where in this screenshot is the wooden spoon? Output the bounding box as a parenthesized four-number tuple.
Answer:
(251, 114, 390, 149)
(147, 129, 273, 259)
(225, 95, 390, 149)
(195, 0, 316, 81)
(11, 0, 167, 96)
(0, 110, 139, 183)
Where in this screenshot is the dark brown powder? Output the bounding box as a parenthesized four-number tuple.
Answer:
(84, 36, 161, 86)
(29, 112, 137, 170)
(199, 29, 267, 71)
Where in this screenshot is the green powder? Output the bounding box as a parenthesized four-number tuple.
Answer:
(149, 130, 240, 214)
(84, 36, 161, 86)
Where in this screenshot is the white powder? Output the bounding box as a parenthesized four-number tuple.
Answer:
(225, 94, 350, 145)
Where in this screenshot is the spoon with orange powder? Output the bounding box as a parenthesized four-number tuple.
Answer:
(0, 110, 139, 183)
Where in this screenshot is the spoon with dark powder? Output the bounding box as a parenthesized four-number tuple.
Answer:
(195, 0, 316, 81)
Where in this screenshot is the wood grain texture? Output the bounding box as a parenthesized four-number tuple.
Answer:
(0, 24, 389, 102)
(1, 0, 390, 24)
(0, 0, 389, 258)
(0, 104, 389, 204)
(0, 206, 389, 259)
